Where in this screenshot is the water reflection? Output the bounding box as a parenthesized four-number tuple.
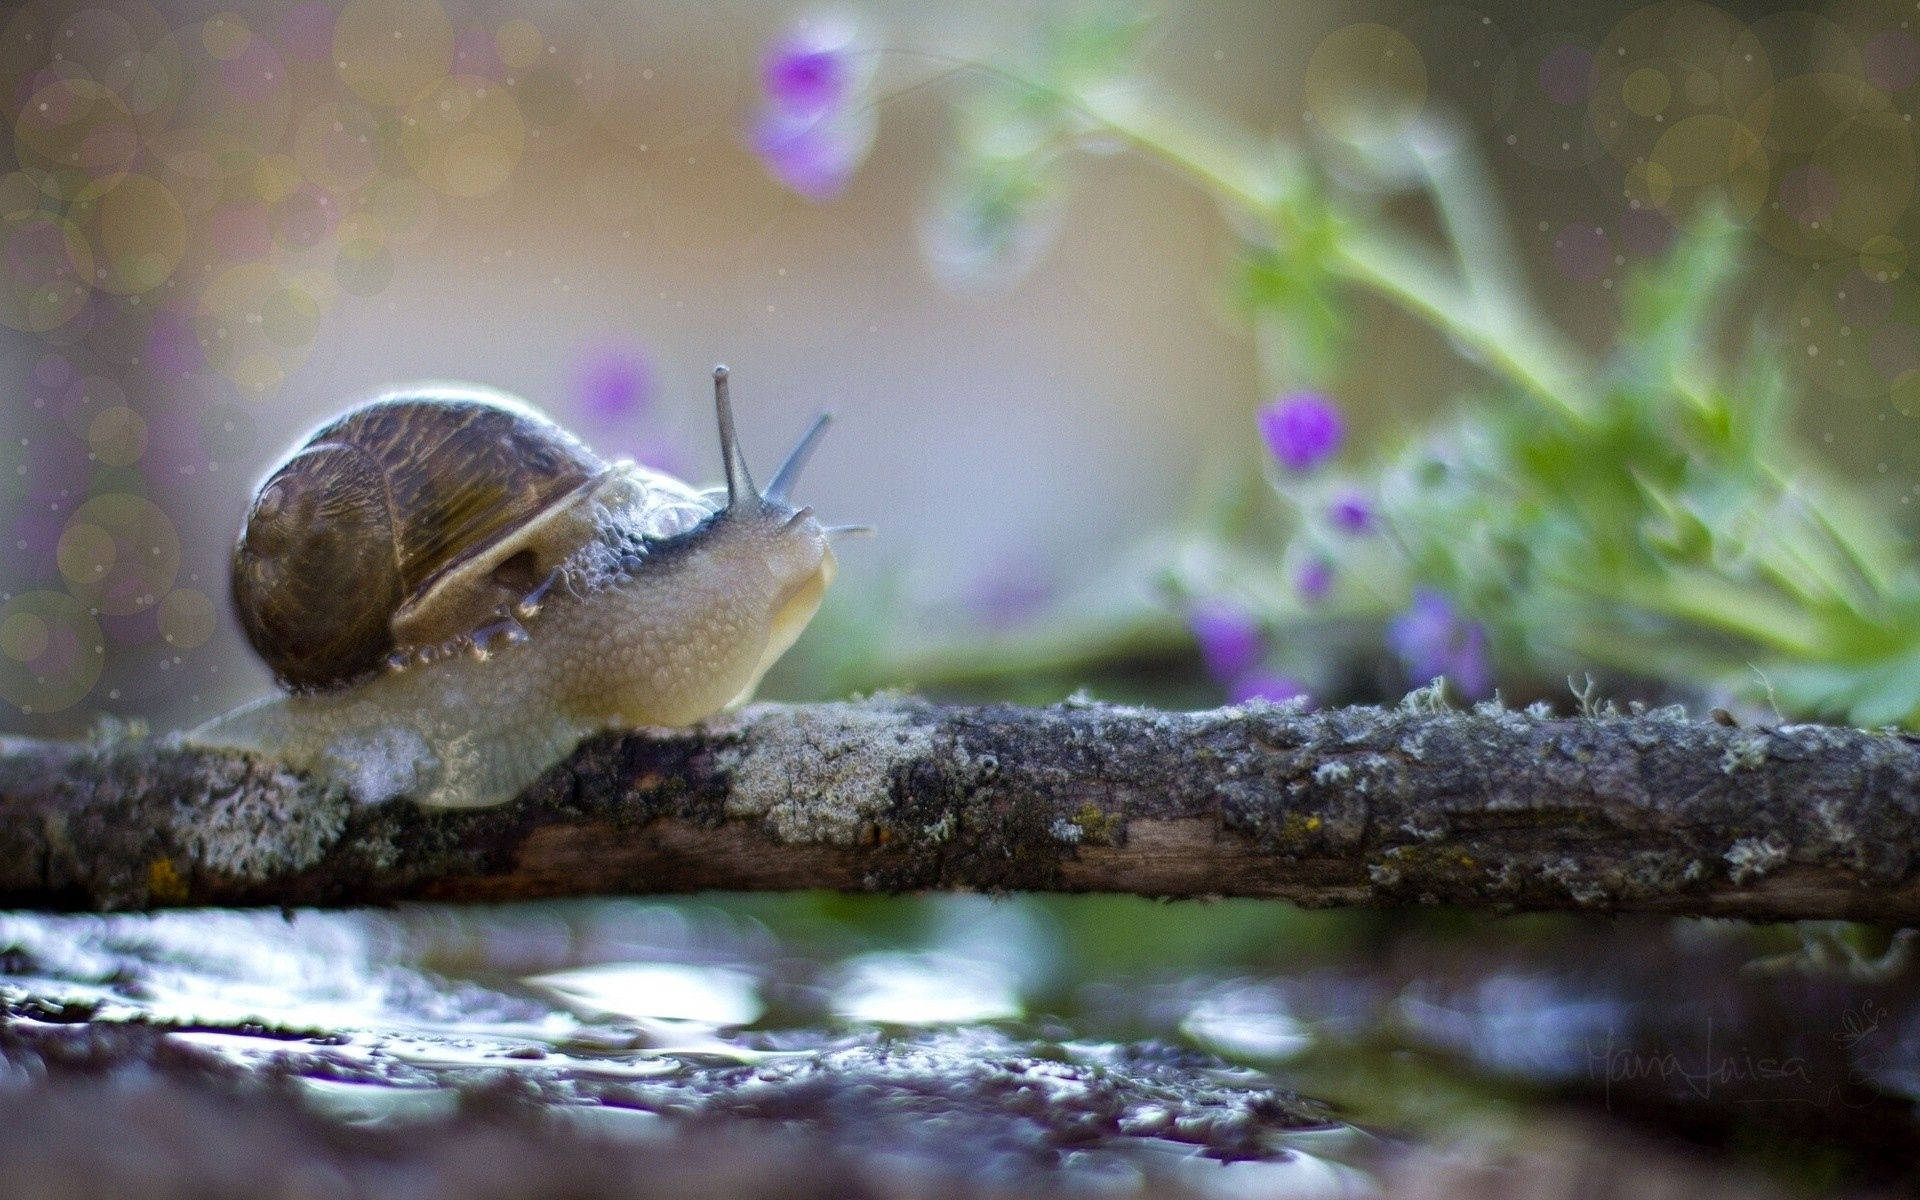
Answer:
(829, 950, 1023, 1026)
(530, 962, 765, 1027)
(2, 900, 1916, 1194)
(1178, 1152, 1377, 1200)
(1182, 982, 1313, 1062)
(1396, 973, 1626, 1079)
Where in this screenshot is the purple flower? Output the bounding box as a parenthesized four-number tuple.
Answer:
(751, 21, 873, 201)
(1229, 670, 1309, 706)
(573, 346, 656, 425)
(1388, 588, 1493, 699)
(750, 108, 872, 201)
(1294, 558, 1334, 603)
(1188, 600, 1264, 683)
(1328, 491, 1374, 534)
(763, 28, 857, 119)
(1258, 393, 1344, 472)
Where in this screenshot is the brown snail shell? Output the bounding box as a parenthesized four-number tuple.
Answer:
(231, 390, 610, 692)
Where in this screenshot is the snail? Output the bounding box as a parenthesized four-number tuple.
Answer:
(189, 366, 854, 809)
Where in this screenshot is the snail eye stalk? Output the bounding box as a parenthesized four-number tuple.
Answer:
(712, 365, 758, 512)
(766, 411, 833, 503)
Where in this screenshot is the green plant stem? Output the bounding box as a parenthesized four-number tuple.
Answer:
(1618, 571, 1834, 661)
(1411, 126, 1531, 326)
(1067, 87, 1594, 421)
(1335, 232, 1590, 422)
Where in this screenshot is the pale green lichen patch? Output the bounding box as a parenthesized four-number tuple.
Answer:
(1724, 835, 1789, 884)
(711, 701, 937, 845)
(167, 757, 346, 884)
(1719, 731, 1772, 774)
(1311, 762, 1352, 785)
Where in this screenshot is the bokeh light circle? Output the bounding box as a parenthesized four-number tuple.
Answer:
(1749, 74, 1914, 258)
(1747, 11, 1865, 80)
(77, 2, 188, 122)
(495, 18, 541, 70)
(57, 493, 179, 616)
(1587, 0, 1773, 216)
(0, 169, 52, 219)
(1863, 30, 1920, 93)
(146, 125, 228, 216)
(55, 520, 117, 590)
(14, 76, 140, 192)
(58, 373, 127, 440)
(334, 0, 454, 107)
(335, 211, 393, 293)
(269, 182, 339, 247)
(1304, 24, 1429, 144)
(1647, 112, 1769, 218)
(158, 587, 216, 650)
(485, 0, 609, 141)
(366, 175, 438, 245)
(1891, 367, 1920, 416)
(53, 8, 140, 94)
(87, 404, 147, 466)
(196, 261, 320, 390)
(1623, 158, 1675, 208)
(201, 13, 252, 61)
(72, 172, 186, 293)
(0, 591, 105, 714)
(0, 212, 93, 332)
(401, 74, 525, 196)
(1811, 110, 1915, 250)
(167, 24, 291, 169)
(293, 100, 382, 193)
(250, 152, 300, 205)
(1861, 233, 1908, 282)
(1620, 67, 1672, 117)
(1506, 34, 1607, 169)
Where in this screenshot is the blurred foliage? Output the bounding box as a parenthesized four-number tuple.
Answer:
(789, 8, 1920, 727)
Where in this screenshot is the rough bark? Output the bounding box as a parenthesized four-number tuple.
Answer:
(1, 696, 1918, 919)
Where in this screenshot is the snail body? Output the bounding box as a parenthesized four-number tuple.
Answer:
(191, 367, 842, 809)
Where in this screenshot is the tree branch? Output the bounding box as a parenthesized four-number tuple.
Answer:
(2, 697, 1918, 919)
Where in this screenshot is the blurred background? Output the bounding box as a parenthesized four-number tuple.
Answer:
(6, 0, 1920, 735)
